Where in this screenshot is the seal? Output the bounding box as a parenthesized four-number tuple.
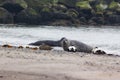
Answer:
(60, 37, 93, 53)
(29, 37, 65, 47)
(60, 37, 107, 54)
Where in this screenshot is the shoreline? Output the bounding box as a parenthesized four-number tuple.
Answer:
(0, 46, 120, 80)
(1, 23, 120, 27)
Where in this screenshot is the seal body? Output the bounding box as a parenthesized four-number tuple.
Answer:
(29, 40, 59, 46)
(60, 38, 93, 53)
(29, 38, 65, 47)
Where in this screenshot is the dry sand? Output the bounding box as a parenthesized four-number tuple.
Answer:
(0, 47, 120, 80)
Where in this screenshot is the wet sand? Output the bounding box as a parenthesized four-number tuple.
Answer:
(0, 47, 120, 80)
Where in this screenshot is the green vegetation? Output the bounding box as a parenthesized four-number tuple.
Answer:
(0, 0, 120, 26)
(66, 9, 79, 17)
(96, 3, 107, 11)
(41, 7, 51, 12)
(76, 1, 91, 9)
(58, 0, 76, 7)
(15, 0, 28, 8)
(27, 8, 38, 15)
(108, 1, 120, 10)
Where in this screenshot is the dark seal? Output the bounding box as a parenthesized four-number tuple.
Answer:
(29, 37, 65, 47)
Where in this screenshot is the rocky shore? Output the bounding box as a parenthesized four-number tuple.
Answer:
(0, 0, 120, 26)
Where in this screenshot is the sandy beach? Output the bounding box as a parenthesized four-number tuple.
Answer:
(0, 46, 120, 80)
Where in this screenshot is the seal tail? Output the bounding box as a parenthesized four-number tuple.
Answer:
(28, 43, 34, 45)
(92, 47, 120, 57)
(92, 47, 106, 55)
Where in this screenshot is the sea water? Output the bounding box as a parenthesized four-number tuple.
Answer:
(0, 24, 120, 55)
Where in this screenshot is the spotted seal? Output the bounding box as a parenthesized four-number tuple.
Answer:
(60, 37, 106, 54)
(60, 37, 93, 53)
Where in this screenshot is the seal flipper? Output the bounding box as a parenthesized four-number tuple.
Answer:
(92, 47, 106, 55)
(68, 46, 77, 52)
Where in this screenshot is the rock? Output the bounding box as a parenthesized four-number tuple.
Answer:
(49, 20, 71, 26)
(0, 0, 28, 14)
(76, 1, 92, 9)
(116, 10, 120, 15)
(89, 0, 100, 10)
(107, 14, 120, 24)
(2, 44, 13, 48)
(15, 0, 28, 9)
(39, 44, 53, 50)
(58, 0, 77, 8)
(108, 1, 120, 10)
(0, 0, 120, 26)
(15, 8, 41, 24)
(0, 0, 4, 3)
(50, 19, 80, 26)
(88, 19, 97, 25)
(90, 0, 108, 16)
(0, 7, 13, 23)
(81, 9, 94, 19)
(24, 0, 58, 10)
(108, 1, 120, 15)
(95, 3, 108, 12)
(90, 17, 105, 25)
(41, 6, 52, 13)
(66, 9, 79, 18)
(41, 11, 71, 21)
(104, 0, 113, 5)
(115, 0, 120, 3)
(18, 46, 24, 48)
(79, 17, 87, 23)
(52, 4, 67, 12)
(58, 0, 93, 10)
(30, 47, 38, 50)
